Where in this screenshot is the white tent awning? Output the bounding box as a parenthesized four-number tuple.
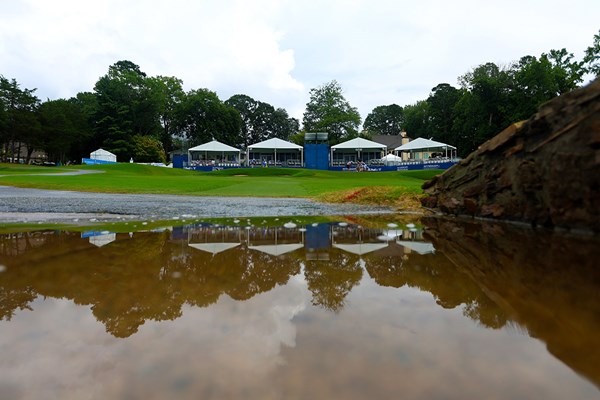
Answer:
(90, 148, 116, 161)
(381, 154, 403, 161)
(395, 137, 456, 151)
(332, 137, 387, 151)
(248, 138, 303, 151)
(189, 140, 240, 152)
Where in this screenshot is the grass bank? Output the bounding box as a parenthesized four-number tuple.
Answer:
(0, 163, 439, 208)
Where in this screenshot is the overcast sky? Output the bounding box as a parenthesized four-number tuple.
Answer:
(1, 0, 598, 122)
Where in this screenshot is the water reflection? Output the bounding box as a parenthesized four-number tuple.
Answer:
(0, 217, 599, 395)
(422, 216, 600, 388)
(0, 221, 430, 330)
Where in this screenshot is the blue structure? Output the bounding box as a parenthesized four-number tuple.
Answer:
(172, 154, 187, 169)
(304, 132, 329, 170)
(81, 158, 117, 165)
(304, 143, 329, 170)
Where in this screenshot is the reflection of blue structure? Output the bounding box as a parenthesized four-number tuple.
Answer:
(81, 230, 113, 238)
(305, 223, 332, 250)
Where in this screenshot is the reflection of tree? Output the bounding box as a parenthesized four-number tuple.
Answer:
(227, 249, 301, 301)
(422, 216, 600, 388)
(0, 286, 36, 321)
(0, 228, 299, 338)
(364, 243, 508, 329)
(304, 251, 362, 312)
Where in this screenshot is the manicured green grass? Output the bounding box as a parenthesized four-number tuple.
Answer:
(0, 163, 440, 200)
(0, 163, 71, 175)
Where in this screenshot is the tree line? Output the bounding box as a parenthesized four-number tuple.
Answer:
(1, 30, 598, 163)
(362, 30, 600, 157)
(0, 60, 300, 164)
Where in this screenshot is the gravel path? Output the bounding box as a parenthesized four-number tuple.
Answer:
(0, 186, 393, 223)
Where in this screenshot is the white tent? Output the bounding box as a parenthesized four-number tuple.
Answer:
(188, 140, 240, 166)
(247, 138, 303, 166)
(331, 137, 386, 165)
(380, 153, 403, 166)
(394, 137, 456, 159)
(90, 148, 116, 162)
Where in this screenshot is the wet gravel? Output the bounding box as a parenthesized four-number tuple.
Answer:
(0, 186, 394, 223)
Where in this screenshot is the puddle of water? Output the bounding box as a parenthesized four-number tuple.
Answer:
(0, 216, 598, 399)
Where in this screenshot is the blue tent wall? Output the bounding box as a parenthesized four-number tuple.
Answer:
(304, 143, 329, 170)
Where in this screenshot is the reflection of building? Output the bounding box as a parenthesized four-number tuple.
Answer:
(176, 222, 435, 261)
(247, 226, 305, 257)
(82, 231, 116, 247)
(187, 225, 242, 255)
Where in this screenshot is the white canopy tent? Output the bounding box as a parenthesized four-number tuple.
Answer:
(394, 137, 457, 160)
(90, 148, 116, 162)
(331, 137, 387, 166)
(247, 137, 303, 167)
(380, 153, 404, 166)
(188, 140, 241, 166)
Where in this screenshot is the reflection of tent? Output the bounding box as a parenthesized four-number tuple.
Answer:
(378, 229, 403, 240)
(89, 233, 116, 247)
(247, 138, 304, 166)
(333, 242, 388, 256)
(395, 137, 457, 159)
(188, 140, 240, 165)
(331, 138, 387, 165)
(396, 240, 435, 255)
(248, 243, 304, 257)
(90, 148, 116, 162)
(188, 242, 240, 255)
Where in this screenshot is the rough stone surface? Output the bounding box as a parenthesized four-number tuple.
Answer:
(421, 78, 600, 232)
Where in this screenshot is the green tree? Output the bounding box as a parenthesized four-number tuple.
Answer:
(363, 104, 404, 136)
(147, 75, 185, 158)
(131, 135, 166, 163)
(38, 99, 92, 164)
(302, 80, 361, 143)
(71, 91, 100, 155)
(0, 76, 41, 163)
(426, 84, 462, 144)
(93, 60, 162, 160)
(583, 29, 600, 77)
(402, 100, 431, 139)
(269, 108, 299, 141)
(455, 62, 511, 153)
(226, 94, 298, 148)
(177, 89, 242, 146)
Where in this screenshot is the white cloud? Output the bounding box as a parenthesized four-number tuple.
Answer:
(1, 0, 598, 121)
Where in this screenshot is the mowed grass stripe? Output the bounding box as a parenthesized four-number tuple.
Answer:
(0, 163, 439, 201)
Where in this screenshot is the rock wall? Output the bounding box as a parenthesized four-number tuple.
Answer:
(421, 78, 600, 232)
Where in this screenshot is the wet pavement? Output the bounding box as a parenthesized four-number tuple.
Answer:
(0, 186, 394, 222)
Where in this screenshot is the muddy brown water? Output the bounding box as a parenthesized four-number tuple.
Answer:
(0, 215, 599, 399)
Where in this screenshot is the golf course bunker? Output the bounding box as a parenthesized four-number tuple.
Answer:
(0, 186, 393, 223)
